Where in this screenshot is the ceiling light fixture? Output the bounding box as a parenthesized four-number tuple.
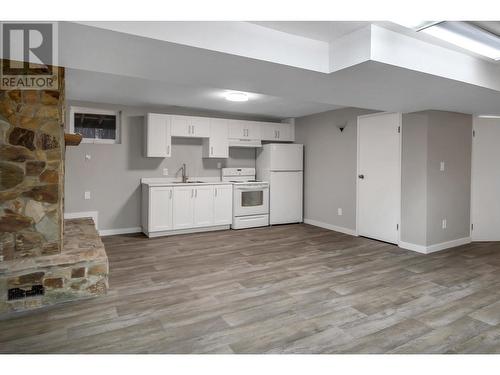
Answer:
(478, 115, 500, 119)
(421, 22, 500, 60)
(225, 92, 249, 102)
(393, 21, 440, 31)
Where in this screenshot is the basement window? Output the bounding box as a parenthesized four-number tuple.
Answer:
(69, 106, 121, 144)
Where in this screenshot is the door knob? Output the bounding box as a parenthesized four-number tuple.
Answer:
(358, 174, 365, 179)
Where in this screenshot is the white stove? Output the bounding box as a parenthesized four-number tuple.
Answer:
(222, 168, 270, 229)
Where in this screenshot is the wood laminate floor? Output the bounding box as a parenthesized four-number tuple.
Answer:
(1, 224, 500, 354)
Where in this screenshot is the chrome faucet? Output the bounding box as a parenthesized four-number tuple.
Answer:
(179, 163, 188, 183)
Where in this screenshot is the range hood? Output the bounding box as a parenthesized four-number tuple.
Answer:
(228, 139, 262, 148)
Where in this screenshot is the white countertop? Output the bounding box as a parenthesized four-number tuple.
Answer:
(141, 177, 233, 187)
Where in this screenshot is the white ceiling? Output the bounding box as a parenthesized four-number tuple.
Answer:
(250, 21, 369, 42)
(62, 21, 500, 119)
(66, 69, 342, 119)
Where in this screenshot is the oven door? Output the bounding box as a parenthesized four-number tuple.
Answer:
(234, 185, 269, 217)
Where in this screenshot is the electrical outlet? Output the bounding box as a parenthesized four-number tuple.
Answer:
(85, 154, 91, 161)
(337, 208, 343, 216)
(442, 219, 447, 229)
(162, 168, 169, 176)
(84, 191, 91, 200)
(217, 162, 222, 169)
(440, 161, 445, 171)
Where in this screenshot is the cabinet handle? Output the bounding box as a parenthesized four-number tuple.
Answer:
(277, 130, 280, 139)
(211, 146, 213, 155)
(191, 125, 195, 135)
(215, 188, 218, 197)
(195, 189, 197, 198)
(169, 190, 172, 199)
(167, 145, 170, 154)
(191, 189, 194, 198)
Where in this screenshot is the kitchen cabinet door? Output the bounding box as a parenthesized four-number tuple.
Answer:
(172, 187, 194, 229)
(171, 115, 210, 138)
(228, 119, 245, 139)
(213, 185, 233, 225)
(276, 123, 294, 141)
(171, 115, 191, 137)
(149, 187, 173, 231)
(244, 121, 261, 140)
(193, 186, 214, 227)
(203, 118, 229, 158)
(260, 122, 294, 141)
(145, 113, 171, 157)
(190, 116, 210, 138)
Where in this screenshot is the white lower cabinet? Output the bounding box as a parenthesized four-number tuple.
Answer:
(143, 183, 233, 237)
(148, 187, 173, 231)
(192, 186, 214, 227)
(214, 185, 233, 225)
(172, 186, 195, 230)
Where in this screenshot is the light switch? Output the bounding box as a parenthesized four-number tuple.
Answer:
(440, 161, 445, 171)
(84, 191, 91, 200)
(85, 154, 91, 161)
(162, 168, 169, 176)
(442, 219, 447, 229)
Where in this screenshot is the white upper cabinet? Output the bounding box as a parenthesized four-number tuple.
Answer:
(145, 112, 296, 158)
(145, 113, 171, 157)
(171, 115, 210, 138)
(260, 122, 295, 142)
(202, 118, 229, 158)
(228, 120, 261, 140)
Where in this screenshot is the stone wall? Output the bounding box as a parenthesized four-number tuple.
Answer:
(0, 218, 108, 314)
(0, 65, 65, 261)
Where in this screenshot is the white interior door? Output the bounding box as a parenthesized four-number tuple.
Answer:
(471, 117, 500, 241)
(357, 113, 401, 244)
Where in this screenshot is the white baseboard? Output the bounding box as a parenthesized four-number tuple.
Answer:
(398, 241, 427, 254)
(64, 211, 98, 229)
(304, 218, 357, 236)
(399, 237, 471, 254)
(99, 227, 142, 236)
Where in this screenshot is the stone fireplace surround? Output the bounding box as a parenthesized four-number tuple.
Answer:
(0, 62, 108, 315)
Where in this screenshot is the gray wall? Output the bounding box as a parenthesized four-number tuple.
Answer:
(401, 110, 472, 246)
(426, 111, 472, 245)
(64, 101, 265, 231)
(295, 107, 377, 231)
(401, 112, 429, 246)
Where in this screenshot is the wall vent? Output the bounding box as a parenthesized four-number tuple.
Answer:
(8, 285, 45, 301)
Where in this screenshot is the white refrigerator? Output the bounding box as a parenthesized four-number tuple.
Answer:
(256, 143, 304, 225)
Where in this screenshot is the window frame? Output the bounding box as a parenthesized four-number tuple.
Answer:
(69, 106, 121, 144)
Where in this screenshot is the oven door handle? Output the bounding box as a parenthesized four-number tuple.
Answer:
(236, 187, 269, 191)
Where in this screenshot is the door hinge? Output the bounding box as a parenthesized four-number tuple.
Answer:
(396, 224, 399, 231)
(397, 126, 401, 133)
(471, 223, 474, 231)
(472, 130, 476, 137)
